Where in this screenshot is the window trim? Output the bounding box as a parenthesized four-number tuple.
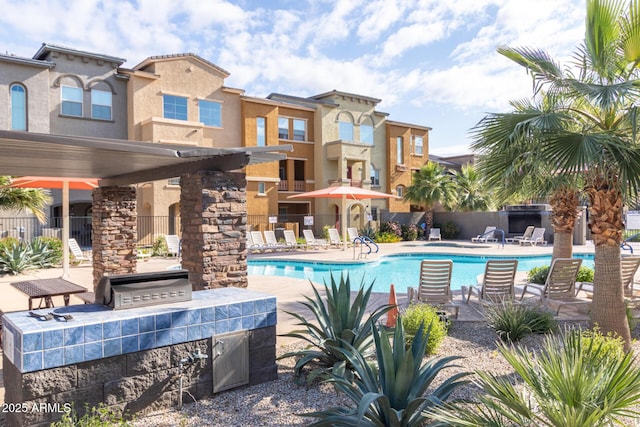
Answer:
(256, 116, 266, 147)
(292, 118, 306, 142)
(163, 94, 188, 121)
(278, 116, 289, 140)
(198, 99, 222, 127)
(413, 135, 424, 156)
(257, 182, 266, 195)
(91, 88, 112, 121)
(396, 137, 404, 164)
(61, 85, 83, 117)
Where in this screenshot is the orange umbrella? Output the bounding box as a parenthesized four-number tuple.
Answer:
(288, 185, 395, 250)
(9, 176, 99, 278)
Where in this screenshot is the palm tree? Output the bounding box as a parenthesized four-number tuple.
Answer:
(403, 161, 456, 229)
(450, 164, 493, 212)
(0, 176, 50, 223)
(473, 0, 640, 349)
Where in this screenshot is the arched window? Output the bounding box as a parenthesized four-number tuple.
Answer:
(370, 164, 380, 186)
(337, 112, 354, 141)
(10, 84, 27, 130)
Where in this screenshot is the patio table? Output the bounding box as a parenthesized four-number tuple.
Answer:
(10, 278, 88, 310)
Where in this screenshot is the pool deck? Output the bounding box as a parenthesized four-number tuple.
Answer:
(0, 240, 601, 404)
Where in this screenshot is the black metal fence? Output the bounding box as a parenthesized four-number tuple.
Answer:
(0, 216, 181, 249)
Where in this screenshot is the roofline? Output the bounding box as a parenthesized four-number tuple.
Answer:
(0, 53, 54, 68)
(311, 90, 381, 105)
(132, 53, 230, 77)
(242, 95, 317, 112)
(267, 92, 332, 107)
(33, 43, 126, 65)
(386, 119, 432, 131)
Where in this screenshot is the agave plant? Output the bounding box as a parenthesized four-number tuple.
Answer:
(305, 319, 470, 426)
(431, 328, 640, 426)
(0, 242, 36, 275)
(28, 238, 55, 268)
(278, 273, 393, 382)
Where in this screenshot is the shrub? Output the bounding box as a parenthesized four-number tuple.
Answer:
(51, 402, 134, 426)
(581, 326, 625, 364)
(484, 300, 557, 342)
(528, 265, 594, 284)
(432, 328, 640, 426)
(401, 223, 418, 241)
(305, 320, 469, 426)
(152, 235, 167, 256)
(402, 303, 448, 354)
(278, 273, 393, 383)
(374, 231, 402, 243)
(0, 243, 36, 275)
(441, 221, 460, 239)
(380, 220, 401, 237)
(0, 236, 20, 254)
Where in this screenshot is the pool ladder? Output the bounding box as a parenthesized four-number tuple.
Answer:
(352, 236, 379, 259)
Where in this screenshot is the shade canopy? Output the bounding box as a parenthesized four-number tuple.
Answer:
(9, 176, 99, 191)
(288, 185, 394, 251)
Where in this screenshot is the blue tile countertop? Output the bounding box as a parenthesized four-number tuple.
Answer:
(2, 288, 277, 373)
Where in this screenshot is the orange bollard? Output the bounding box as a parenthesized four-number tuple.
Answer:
(386, 284, 399, 327)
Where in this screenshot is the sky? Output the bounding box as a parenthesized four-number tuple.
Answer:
(0, 0, 587, 156)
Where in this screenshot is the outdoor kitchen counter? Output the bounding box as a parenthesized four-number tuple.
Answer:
(1, 287, 277, 373)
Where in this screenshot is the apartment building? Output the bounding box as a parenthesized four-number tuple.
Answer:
(1, 43, 433, 238)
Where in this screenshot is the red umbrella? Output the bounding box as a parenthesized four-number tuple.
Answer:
(288, 185, 395, 250)
(9, 176, 99, 278)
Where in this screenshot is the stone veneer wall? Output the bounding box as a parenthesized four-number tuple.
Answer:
(92, 186, 138, 288)
(3, 326, 277, 427)
(180, 171, 248, 290)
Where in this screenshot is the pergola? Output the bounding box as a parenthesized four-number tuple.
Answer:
(0, 129, 290, 289)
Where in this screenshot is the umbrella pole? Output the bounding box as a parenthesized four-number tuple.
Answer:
(62, 181, 70, 279)
(342, 194, 347, 251)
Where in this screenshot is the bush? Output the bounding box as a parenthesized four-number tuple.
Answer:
(581, 326, 625, 364)
(441, 221, 460, 239)
(51, 402, 134, 426)
(401, 223, 418, 241)
(374, 231, 402, 243)
(0, 236, 20, 254)
(484, 300, 557, 342)
(33, 236, 63, 265)
(528, 264, 594, 284)
(152, 236, 167, 256)
(401, 303, 448, 354)
(380, 221, 401, 237)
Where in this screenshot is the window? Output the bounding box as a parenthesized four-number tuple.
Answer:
(199, 100, 222, 127)
(370, 164, 380, 186)
(396, 137, 403, 164)
(396, 185, 404, 197)
(167, 177, 180, 186)
(256, 117, 266, 147)
(163, 94, 188, 120)
(413, 135, 423, 155)
(61, 86, 83, 117)
(360, 124, 373, 144)
(293, 119, 306, 141)
(278, 117, 288, 139)
(10, 84, 26, 130)
(91, 89, 112, 120)
(370, 207, 378, 221)
(339, 120, 353, 141)
(258, 182, 266, 194)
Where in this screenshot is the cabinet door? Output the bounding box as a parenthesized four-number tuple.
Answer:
(212, 330, 249, 393)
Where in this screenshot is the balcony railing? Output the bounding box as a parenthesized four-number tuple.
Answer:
(278, 180, 306, 191)
(278, 181, 288, 191)
(328, 180, 363, 187)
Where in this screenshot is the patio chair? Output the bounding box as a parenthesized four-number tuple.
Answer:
(471, 226, 497, 243)
(576, 256, 640, 299)
(407, 260, 459, 318)
(347, 227, 359, 244)
(519, 227, 547, 246)
(327, 228, 343, 248)
(250, 231, 273, 252)
(165, 234, 181, 257)
(283, 230, 303, 250)
(464, 259, 518, 305)
(428, 228, 442, 241)
(246, 232, 264, 253)
(68, 238, 90, 264)
(506, 225, 534, 244)
(519, 258, 589, 315)
(302, 229, 329, 250)
(263, 230, 287, 251)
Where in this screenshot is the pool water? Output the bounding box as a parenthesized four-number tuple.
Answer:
(248, 253, 595, 293)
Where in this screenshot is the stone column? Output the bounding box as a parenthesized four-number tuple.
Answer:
(180, 170, 247, 290)
(92, 186, 137, 288)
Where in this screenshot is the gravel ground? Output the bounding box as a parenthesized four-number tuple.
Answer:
(134, 321, 640, 427)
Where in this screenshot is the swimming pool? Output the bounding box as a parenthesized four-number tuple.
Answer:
(247, 253, 595, 293)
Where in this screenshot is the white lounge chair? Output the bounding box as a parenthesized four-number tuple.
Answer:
(263, 230, 287, 251)
(302, 229, 329, 250)
(327, 228, 343, 248)
(428, 228, 442, 241)
(69, 238, 90, 264)
(250, 231, 273, 252)
(506, 225, 534, 244)
(519, 227, 547, 246)
(283, 230, 303, 250)
(464, 259, 518, 305)
(408, 260, 459, 318)
(165, 234, 181, 257)
(471, 226, 497, 243)
(576, 256, 640, 299)
(247, 232, 264, 253)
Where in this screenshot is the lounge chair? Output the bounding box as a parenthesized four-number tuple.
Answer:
(428, 228, 442, 241)
(263, 230, 287, 251)
(246, 232, 264, 253)
(347, 227, 359, 246)
(407, 260, 459, 318)
(327, 228, 343, 248)
(283, 230, 303, 250)
(464, 259, 518, 304)
(250, 231, 273, 252)
(576, 256, 640, 299)
(165, 234, 181, 257)
(519, 227, 547, 246)
(506, 225, 534, 244)
(471, 226, 497, 243)
(302, 229, 329, 250)
(69, 238, 90, 264)
(519, 258, 589, 314)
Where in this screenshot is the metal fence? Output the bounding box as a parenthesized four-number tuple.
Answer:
(0, 216, 181, 249)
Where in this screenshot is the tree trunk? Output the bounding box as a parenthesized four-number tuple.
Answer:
(552, 232, 573, 259)
(550, 187, 579, 260)
(586, 178, 631, 350)
(424, 210, 434, 230)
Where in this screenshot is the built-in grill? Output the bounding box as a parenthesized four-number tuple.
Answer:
(95, 270, 192, 310)
(505, 204, 551, 235)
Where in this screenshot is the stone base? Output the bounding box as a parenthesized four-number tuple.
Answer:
(4, 326, 277, 427)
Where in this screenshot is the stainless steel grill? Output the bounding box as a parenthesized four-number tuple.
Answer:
(95, 270, 192, 310)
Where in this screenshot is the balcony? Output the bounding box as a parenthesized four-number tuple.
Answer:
(328, 180, 362, 187)
(278, 180, 306, 191)
(395, 164, 409, 172)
